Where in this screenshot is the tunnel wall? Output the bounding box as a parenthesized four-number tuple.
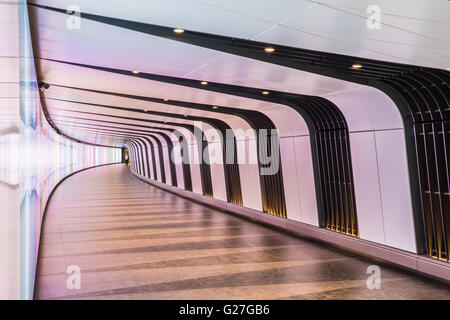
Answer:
(0, 1, 122, 300)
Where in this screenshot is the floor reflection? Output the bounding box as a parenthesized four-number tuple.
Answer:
(35, 165, 450, 300)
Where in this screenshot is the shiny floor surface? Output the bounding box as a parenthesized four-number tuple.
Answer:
(35, 164, 450, 300)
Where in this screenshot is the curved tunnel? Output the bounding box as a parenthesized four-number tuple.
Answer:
(1, 0, 448, 300)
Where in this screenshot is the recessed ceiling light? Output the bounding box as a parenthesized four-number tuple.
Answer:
(212, 106, 219, 110)
(132, 70, 140, 74)
(164, 120, 168, 123)
(173, 28, 185, 34)
(200, 81, 208, 85)
(351, 64, 362, 69)
(262, 91, 270, 95)
(163, 99, 169, 101)
(264, 47, 275, 53)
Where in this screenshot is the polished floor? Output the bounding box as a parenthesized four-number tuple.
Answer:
(34, 164, 450, 300)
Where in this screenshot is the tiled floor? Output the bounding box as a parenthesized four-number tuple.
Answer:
(34, 164, 450, 299)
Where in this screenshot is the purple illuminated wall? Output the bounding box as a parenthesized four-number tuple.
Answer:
(0, 1, 121, 299)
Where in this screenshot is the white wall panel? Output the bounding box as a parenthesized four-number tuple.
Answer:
(293, 136, 319, 226)
(207, 141, 227, 202)
(140, 140, 151, 178)
(161, 145, 172, 185)
(279, 137, 302, 222)
(153, 145, 162, 182)
(327, 86, 416, 252)
(349, 131, 385, 244)
(188, 142, 203, 194)
(203, 124, 227, 201)
(375, 129, 417, 253)
(173, 141, 185, 188)
(238, 139, 262, 211)
(144, 136, 161, 181)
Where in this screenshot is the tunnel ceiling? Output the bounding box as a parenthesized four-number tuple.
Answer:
(27, 0, 450, 147)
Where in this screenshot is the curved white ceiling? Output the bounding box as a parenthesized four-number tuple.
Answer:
(30, 0, 450, 68)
